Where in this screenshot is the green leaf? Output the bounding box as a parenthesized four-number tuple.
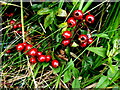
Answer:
(63, 70, 72, 83)
(71, 42, 79, 47)
(72, 68, 79, 78)
(65, 46, 70, 57)
(87, 47, 106, 58)
(96, 76, 110, 88)
(32, 4, 42, 11)
(113, 53, 120, 61)
(66, 59, 74, 70)
(42, 62, 49, 68)
(108, 66, 119, 78)
(37, 8, 52, 15)
(44, 12, 55, 29)
(57, 8, 67, 17)
(52, 66, 61, 74)
(95, 33, 109, 39)
(72, 79, 80, 88)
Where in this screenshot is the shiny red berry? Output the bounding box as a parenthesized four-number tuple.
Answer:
(73, 10, 83, 20)
(80, 42, 87, 47)
(46, 55, 52, 62)
(78, 34, 88, 43)
(9, 13, 14, 17)
(38, 55, 46, 62)
(85, 15, 95, 24)
(51, 60, 59, 68)
(17, 24, 22, 28)
(16, 43, 24, 51)
(29, 57, 37, 64)
(13, 24, 17, 29)
(25, 44, 33, 51)
(10, 20, 15, 24)
(22, 42, 28, 47)
(62, 39, 71, 46)
(88, 38, 93, 44)
(67, 17, 76, 27)
(6, 49, 11, 54)
(28, 48, 38, 56)
(37, 51, 43, 56)
(62, 31, 72, 39)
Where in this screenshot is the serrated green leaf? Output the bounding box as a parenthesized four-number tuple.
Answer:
(95, 33, 109, 39)
(52, 66, 60, 74)
(72, 79, 80, 88)
(42, 62, 49, 68)
(66, 59, 74, 70)
(72, 68, 79, 78)
(37, 8, 51, 15)
(108, 66, 119, 78)
(96, 76, 110, 88)
(57, 8, 67, 17)
(44, 12, 55, 29)
(87, 47, 106, 58)
(63, 70, 72, 83)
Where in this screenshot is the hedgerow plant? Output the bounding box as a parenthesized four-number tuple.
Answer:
(0, 0, 120, 88)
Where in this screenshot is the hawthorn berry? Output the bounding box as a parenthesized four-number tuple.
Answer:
(73, 10, 83, 20)
(85, 15, 95, 24)
(17, 24, 22, 28)
(51, 60, 59, 68)
(67, 17, 76, 27)
(22, 42, 28, 47)
(37, 51, 43, 57)
(9, 20, 15, 24)
(88, 38, 93, 44)
(80, 42, 87, 47)
(46, 55, 52, 62)
(25, 44, 33, 51)
(28, 48, 38, 56)
(13, 24, 17, 29)
(62, 31, 72, 39)
(6, 49, 11, 54)
(38, 55, 46, 62)
(78, 34, 88, 43)
(16, 43, 24, 51)
(62, 39, 71, 46)
(29, 57, 37, 64)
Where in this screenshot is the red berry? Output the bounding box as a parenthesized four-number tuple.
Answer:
(25, 44, 33, 51)
(22, 42, 28, 47)
(9, 20, 15, 24)
(62, 31, 72, 39)
(29, 57, 37, 64)
(73, 10, 83, 20)
(78, 34, 88, 43)
(80, 42, 87, 47)
(51, 60, 59, 68)
(16, 43, 24, 51)
(17, 24, 22, 28)
(62, 39, 71, 46)
(28, 48, 38, 56)
(46, 55, 52, 62)
(9, 13, 14, 17)
(85, 15, 95, 24)
(67, 17, 76, 27)
(38, 55, 46, 62)
(13, 24, 17, 29)
(88, 38, 93, 44)
(37, 51, 42, 56)
(6, 49, 11, 54)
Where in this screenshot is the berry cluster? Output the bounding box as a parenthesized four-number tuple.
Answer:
(61, 10, 95, 47)
(78, 34, 93, 47)
(15, 43, 59, 68)
(67, 10, 95, 27)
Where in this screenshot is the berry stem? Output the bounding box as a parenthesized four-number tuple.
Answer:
(20, 0, 25, 42)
